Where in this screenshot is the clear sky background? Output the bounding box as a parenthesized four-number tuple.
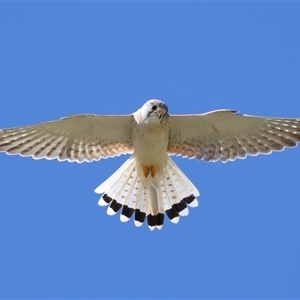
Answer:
(1, 2, 300, 299)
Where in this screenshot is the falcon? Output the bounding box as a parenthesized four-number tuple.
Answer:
(1, 99, 300, 230)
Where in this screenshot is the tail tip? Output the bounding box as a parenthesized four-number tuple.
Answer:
(183, 195, 199, 208)
(170, 216, 180, 224)
(134, 220, 144, 227)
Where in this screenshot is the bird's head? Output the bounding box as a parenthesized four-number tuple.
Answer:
(137, 99, 169, 124)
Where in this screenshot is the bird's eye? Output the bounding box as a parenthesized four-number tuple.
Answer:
(152, 105, 157, 111)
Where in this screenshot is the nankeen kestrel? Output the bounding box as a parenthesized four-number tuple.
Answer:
(1, 100, 300, 230)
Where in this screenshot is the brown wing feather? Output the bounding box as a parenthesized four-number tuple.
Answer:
(168, 110, 300, 162)
(0, 114, 134, 163)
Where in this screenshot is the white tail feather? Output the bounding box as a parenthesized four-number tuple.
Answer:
(95, 156, 199, 230)
(167, 158, 200, 197)
(94, 158, 135, 194)
(118, 169, 137, 207)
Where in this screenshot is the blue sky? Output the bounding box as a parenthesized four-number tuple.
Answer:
(1, 3, 300, 299)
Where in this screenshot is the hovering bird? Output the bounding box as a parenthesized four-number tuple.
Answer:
(1, 99, 300, 230)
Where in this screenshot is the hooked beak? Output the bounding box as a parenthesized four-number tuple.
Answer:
(156, 108, 167, 122)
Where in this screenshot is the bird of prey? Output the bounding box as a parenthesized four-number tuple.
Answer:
(1, 99, 300, 230)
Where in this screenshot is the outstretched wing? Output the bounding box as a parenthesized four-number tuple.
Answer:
(168, 110, 300, 162)
(0, 114, 134, 163)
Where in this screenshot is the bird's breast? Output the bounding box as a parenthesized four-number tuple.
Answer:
(132, 122, 170, 178)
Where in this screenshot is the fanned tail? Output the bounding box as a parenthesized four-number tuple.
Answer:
(95, 156, 199, 230)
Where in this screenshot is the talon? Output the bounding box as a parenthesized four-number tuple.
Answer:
(142, 165, 157, 178)
(142, 165, 150, 178)
(150, 165, 156, 177)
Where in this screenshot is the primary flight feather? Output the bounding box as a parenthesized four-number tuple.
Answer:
(1, 99, 300, 230)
